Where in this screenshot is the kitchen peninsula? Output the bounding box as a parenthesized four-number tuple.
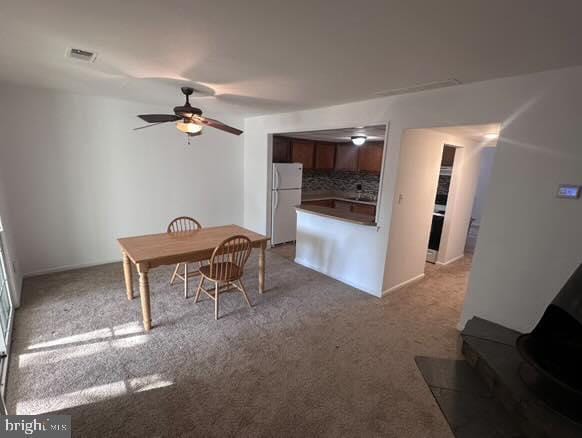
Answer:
(271, 126, 383, 243)
(294, 201, 381, 295)
(272, 125, 386, 295)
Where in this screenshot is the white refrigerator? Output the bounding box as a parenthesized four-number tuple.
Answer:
(271, 163, 303, 245)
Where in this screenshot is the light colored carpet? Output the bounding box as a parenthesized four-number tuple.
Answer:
(6, 251, 471, 437)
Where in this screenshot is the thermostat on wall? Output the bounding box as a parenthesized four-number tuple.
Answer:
(556, 184, 581, 199)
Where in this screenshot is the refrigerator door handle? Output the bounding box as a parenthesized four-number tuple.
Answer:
(273, 191, 279, 210)
(273, 168, 280, 190)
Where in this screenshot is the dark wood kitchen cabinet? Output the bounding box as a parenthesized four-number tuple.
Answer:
(351, 203, 376, 216)
(272, 136, 291, 163)
(314, 142, 336, 170)
(441, 145, 456, 167)
(291, 141, 315, 169)
(335, 144, 358, 171)
(358, 143, 383, 173)
(333, 200, 353, 211)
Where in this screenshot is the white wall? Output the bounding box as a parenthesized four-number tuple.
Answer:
(382, 129, 445, 292)
(0, 85, 244, 276)
(437, 139, 483, 265)
(244, 66, 582, 332)
(470, 147, 496, 225)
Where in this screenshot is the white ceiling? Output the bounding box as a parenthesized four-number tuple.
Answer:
(1, 1, 581, 116)
(278, 126, 386, 143)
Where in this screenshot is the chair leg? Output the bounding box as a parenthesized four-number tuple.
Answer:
(214, 282, 219, 320)
(238, 280, 252, 308)
(194, 276, 203, 303)
(184, 263, 189, 298)
(169, 263, 180, 285)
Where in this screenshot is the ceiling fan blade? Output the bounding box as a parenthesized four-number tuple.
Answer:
(133, 121, 174, 131)
(194, 116, 243, 135)
(137, 114, 181, 123)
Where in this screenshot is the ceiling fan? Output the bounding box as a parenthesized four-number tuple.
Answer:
(134, 87, 243, 142)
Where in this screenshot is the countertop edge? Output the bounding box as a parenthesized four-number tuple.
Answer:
(296, 206, 377, 226)
(301, 195, 377, 206)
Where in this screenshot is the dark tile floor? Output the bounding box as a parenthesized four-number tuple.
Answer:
(415, 356, 524, 438)
(462, 318, 582, 438)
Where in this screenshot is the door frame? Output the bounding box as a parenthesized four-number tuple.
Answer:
(0, 230, 15, 410)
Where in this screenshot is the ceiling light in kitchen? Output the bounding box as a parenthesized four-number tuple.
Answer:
(484, 133, 498, 140)
(351, 135, 367, 146)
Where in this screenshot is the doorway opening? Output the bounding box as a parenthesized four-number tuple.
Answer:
(383, 123, 500, 313)
(427, 145, 456, 263)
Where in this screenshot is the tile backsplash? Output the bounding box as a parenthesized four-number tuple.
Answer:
(303, 170, 379, 196)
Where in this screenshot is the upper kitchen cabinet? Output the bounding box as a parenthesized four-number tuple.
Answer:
(273, 136, 291, 163)
(441, 145, 456, 167)
(358, 143, 384, 173)
(291, 140, 315, 169)
(335, 143, 358, 171)
(314, 142, 336, 170)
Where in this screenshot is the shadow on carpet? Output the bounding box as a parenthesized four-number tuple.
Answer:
(415, 356, 524, 438)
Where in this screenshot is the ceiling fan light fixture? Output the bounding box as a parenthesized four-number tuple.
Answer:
(133, 87, 243, 139)
(176, 122, 203, 135)
(351, 135, 367, 146)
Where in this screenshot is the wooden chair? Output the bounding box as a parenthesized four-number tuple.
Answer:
(194, 235, 253, 320)
(167, 216, 203, 298)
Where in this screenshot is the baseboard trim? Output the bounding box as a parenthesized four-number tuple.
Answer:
(23, 258, 122, 278)
(436, 254, 465, 266)
(294, 257, 380, 297)
(382, 273, 425, 296)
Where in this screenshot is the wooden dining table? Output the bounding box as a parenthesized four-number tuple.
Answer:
(118, 224, 269, 331)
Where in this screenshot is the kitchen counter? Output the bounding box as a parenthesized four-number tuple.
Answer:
(296, 205, 376, 226)
(302, 192, 377, 206)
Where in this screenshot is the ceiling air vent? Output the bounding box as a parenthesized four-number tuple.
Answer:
(66, 48, 97, 63)
(375, 78, 461, 97)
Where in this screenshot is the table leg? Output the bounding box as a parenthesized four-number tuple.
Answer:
(122, 252, 134, 300)
(137, 263, 152, 331)
(184, 263, 188, 299)
(259, 241, 266, 294)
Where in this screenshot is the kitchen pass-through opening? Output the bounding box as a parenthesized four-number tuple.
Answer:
(268, 125, 387, 249)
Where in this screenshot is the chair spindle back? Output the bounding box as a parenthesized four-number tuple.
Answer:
(167, 216, 202, 233)
(209, 235, 252, 281)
